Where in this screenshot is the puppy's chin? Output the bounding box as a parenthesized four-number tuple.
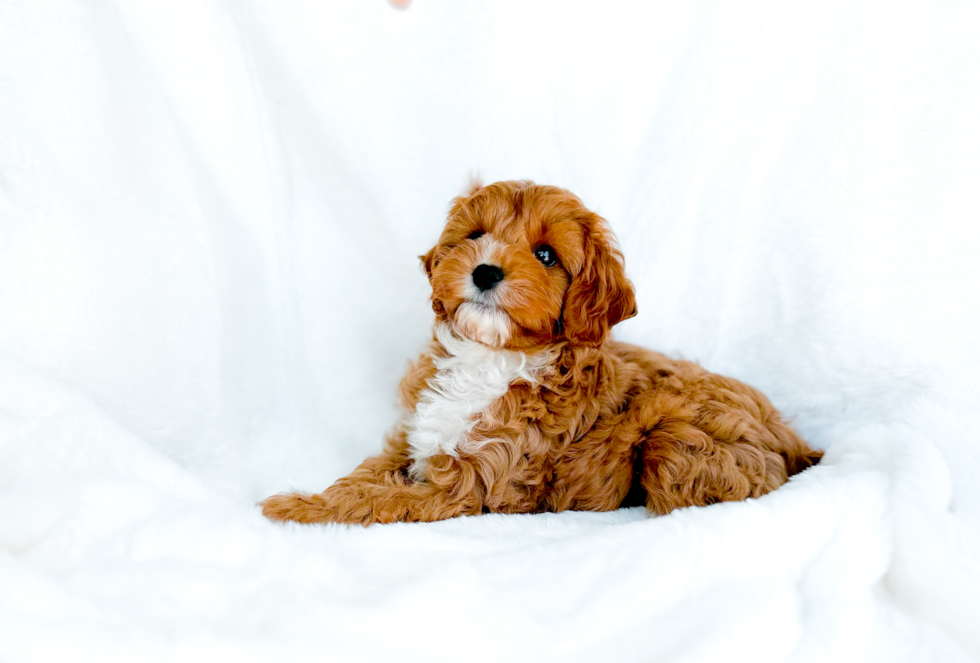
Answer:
(451, 302, 513, 348)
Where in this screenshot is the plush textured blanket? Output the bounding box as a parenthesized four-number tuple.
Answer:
(2, 2, 979, 661)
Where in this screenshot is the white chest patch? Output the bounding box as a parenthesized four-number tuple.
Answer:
(406, 324, 550, 480)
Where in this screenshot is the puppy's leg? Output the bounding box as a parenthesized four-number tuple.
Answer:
(260, 432, 480, 525)
(261, 477, 477, 525)
(260, 468, 479, 525)
(636, 419, 787, 516)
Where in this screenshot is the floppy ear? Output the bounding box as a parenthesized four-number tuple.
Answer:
(421, 178, 483, 278)
(419, 245, 447, 315)
(562, 223, 637, 347)
(420, 246, 437, 279)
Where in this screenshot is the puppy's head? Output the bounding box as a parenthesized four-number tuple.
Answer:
(421, 180, 636, 350)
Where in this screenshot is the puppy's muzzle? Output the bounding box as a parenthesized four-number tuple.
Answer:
(472, 264, 504, 292)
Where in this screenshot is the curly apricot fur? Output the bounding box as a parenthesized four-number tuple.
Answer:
(261, 181, 821, 526)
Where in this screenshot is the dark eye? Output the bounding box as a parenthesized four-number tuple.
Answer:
(534, 244, 557, 267)
(467, 230, 485, 240)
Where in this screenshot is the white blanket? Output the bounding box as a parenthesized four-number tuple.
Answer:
(2, 2, 979, 661)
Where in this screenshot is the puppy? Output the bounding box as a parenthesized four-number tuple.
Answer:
(261, 180, 821, 525)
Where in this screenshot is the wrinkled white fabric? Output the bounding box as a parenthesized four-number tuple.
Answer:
(1, 2, 978, 661)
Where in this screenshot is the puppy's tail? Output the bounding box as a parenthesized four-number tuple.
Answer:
(787, 448, 823, 476)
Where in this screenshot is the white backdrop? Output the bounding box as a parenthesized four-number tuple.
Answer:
(2, 2, 979, 661)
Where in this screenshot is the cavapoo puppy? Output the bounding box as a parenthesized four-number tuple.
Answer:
(262, 180, 821, 525)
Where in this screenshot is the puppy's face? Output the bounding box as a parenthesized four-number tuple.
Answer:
(422, 181, 636, 351)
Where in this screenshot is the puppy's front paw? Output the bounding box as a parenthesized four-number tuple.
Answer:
(260, 492, 331, 524)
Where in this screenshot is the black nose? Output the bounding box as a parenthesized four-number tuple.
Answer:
(472, 264, 504, 291)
